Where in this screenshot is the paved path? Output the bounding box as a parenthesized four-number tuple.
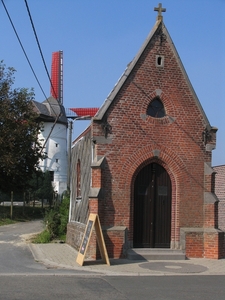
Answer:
(26, 221, 225, 276)
(1, 220, 225, 276)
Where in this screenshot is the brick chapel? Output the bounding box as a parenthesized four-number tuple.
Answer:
(67, 4, 225, 259)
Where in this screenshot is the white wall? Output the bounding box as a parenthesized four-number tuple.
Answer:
(39, 122, 68, 195)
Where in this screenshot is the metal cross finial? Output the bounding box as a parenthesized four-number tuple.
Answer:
(154, 3, 166, 21)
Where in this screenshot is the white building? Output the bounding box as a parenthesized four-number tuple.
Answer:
(32, 96, 68, 196)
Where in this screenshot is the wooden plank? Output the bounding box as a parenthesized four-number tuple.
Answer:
(95, 215, 110, 266)
(76, 213, 110, 266)
(70, 130, 91, 223)
(76, 214, 95, 266)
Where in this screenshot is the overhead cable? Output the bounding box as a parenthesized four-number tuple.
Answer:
(1, 0, 49, 101)
(2, 0, 61, 151)
(24, 0, 61, 151)
(24, 0, 58, 102)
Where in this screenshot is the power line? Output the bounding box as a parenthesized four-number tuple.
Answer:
(1, 0, 62, 151)
(24, 0, 58, 101)
(1, 0, 49, 101)
(23, 0, 62, 150)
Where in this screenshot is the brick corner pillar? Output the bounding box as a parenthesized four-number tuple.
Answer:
(203, 162, 224, 259)
(203, 192, 224, 259)
(88, 156, 105, 216)
(87, 157, 105, 259)
(204, 191, 218, 229)
(204, 229, 225, 259)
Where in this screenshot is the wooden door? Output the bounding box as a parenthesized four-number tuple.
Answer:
(133, 163, 171, 248)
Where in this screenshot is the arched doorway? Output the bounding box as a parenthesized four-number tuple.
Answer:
(133, 163, 172, 248)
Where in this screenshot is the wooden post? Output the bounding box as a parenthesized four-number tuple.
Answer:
(10, 191, 13, 220)
(23, 192, 25, 214)
(23, 192, 26, 207)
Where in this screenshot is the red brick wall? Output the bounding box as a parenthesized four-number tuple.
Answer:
(68, 23, 224, 259)
(204, 231, 224, 259)
(103, 229, 127, 259)
(92, 24, 209, 249)
(92, 168, 102, 188)
(185, 232, 204, 258)
(182, 229, 225, 259)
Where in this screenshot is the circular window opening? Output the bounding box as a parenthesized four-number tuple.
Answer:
(147, 97, 165, 118)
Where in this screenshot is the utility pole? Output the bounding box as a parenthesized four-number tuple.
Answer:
(67, 120, 73, 192)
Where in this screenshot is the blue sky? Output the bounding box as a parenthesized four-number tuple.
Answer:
(1, 0, 224, 166)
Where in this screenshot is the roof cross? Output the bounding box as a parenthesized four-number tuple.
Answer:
(154, 3, 166, 21)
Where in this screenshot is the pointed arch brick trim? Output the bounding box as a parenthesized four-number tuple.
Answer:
(115, 144, 189, 248)
(139, 90, 176, 126)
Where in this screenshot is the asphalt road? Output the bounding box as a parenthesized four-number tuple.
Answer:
(0, 220, 92, 276)
(0, 221, 225, 300)
(0, 275, 224, 300)
(0, 221, 45, 274)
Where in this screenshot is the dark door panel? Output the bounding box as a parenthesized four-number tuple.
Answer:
(133, 163, 171, 248)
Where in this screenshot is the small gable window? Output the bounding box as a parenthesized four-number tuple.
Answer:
(156, 55, 164, 67)
(147, 97, 165, 118)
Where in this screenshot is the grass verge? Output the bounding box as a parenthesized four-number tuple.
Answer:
(0, 218, 17, 226)
(1, 195, 69, 244)
(0, 206, 45, 224)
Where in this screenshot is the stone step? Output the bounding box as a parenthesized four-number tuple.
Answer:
(127, 248, 186, 260)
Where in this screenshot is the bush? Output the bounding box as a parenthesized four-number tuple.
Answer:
(44, 208, 61, 239)
(58, 195, 70, 236)
(43, 194, 70, 241)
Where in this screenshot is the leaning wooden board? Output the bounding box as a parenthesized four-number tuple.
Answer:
(76, 213, 110, 266)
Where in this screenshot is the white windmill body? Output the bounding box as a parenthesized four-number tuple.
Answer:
(32, 51, 96, 197)
(33, 97, 68, 196)
(32, 51, 68, 197)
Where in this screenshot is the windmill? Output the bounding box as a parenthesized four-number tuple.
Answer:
(32, 51, 98, 196)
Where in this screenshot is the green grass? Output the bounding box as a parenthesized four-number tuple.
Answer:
(0, 206, 45, 224)
(58, 234, 66, 242)
(31, 231, 66, 244)
(0, 218, 17, 226)
(32, 229, 51, 243)
(0, 196, 69, 245)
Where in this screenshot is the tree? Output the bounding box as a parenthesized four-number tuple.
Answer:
(35, 171, 55, 206)
(0, 61, 45, 192)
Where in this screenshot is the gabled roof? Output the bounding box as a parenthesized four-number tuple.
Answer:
(32, 96, 67, 124)
(32, 100, 50, 116)
(94, 19, 210, 127)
